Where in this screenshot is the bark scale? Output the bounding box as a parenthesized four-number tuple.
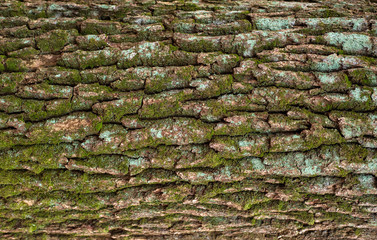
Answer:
(1, 0, 377, 239)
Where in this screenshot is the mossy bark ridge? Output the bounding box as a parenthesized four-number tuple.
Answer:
(1, 0, 377, 239)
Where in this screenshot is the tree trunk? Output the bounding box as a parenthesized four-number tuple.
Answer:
(1, 0, 377, 239)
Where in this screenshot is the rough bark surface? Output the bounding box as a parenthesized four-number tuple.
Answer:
(1, 0, 377, 239)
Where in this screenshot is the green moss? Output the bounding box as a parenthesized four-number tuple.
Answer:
(338, 201, 353, 212)
(340, 144, 368, 163)
(359, 56, 377, 67)
(313, 35, 326, 44)
(37, 100, 72, 121)
(25, 112, 102, 145)
(0, 55, 5, 72)
(28, 7, 47, 19)
(286, 211, 315, 225)
(3, 2, 25, 17)
(95, 93, 143, 122)
(180, 3, 200, 11)
(0, 131, 18, 149)
(343, 73, 352, 88)
(60, 49, 119, 70)
(95, 121, 103, 132)
(305, 193, 355, 212)
(336, 166, 352, 177)
(8, 47, 40, 59)
(145, 65, 195, 93)
(36, 30, 69, 53)
(0, 39, 33, 55)
(139, 91, 188, 118)
(1, 143, 79, 173)
(80, 21, 121, 35)
(349, 69, 377, 86)
(296, 28, 328, 36)
(196, 38, 219, 52)
(292, 5, 303, 12)
(303, 128, 345, 151)
(3, 26, 35, 38)
(322, 211, 353, 224)
(245, 199, 301, 215)
(77, 35, 108, 51)
(253, 57, 270, 65)
(108, 33, 140, 43)
(259, 38, 281, 51)
(168, 44, 179, 52)
(47, 67, 82, 85)
(28, 224, 38, 233)
(5, 58, 26, 72)
(313, 8, 346, 18)
(112, 7, 130, 20)
(0, 72, 24, 94)
(214, 74, 233, 96)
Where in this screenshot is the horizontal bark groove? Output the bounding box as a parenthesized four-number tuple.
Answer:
(1, 0, 377, 239)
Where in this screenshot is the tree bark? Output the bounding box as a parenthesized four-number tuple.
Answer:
(1, 0, 377, 239)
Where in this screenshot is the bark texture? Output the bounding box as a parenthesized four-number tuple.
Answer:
(1, 0, 377, 239)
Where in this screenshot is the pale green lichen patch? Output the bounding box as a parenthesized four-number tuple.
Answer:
(310, 54, 363, 72)
(303, 18, 367, 32)
(324, 32, 373, 55)
(254, 17, 296, 31)
(1, 0, 377, 237)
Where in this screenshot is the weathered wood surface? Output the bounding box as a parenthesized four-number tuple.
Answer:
(1, 0, 377, 239)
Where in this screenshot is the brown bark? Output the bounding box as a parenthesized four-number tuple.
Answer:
(1, 0, 377, 239)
